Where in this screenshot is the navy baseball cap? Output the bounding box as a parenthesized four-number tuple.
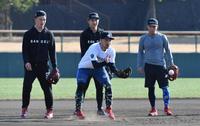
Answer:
(35, 10, 46, 18)
(88, 12, 99, 19)
(147, 18, 158, 25)
(101, 32, 114, 40)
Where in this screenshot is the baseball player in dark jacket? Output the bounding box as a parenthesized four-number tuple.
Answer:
(21, 10, 57, 119)
(79, 12, 106, 115)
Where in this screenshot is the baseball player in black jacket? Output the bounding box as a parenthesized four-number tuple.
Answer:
(21, 10, 57, 119)
(79, 12, 106, 115)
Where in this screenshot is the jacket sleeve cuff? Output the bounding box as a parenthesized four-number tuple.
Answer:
(52, 63, 57, 69)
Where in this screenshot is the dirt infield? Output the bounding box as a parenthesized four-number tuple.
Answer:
(0, 99, 200, 126)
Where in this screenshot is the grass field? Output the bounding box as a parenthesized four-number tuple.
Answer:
(0, 78, 199, 100)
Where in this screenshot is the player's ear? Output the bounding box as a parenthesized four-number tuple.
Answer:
(87, 18, 90, 24)
(34, 17, 37, 24)
(146, 25, 149, 30)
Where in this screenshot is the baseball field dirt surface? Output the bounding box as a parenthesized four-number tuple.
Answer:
(0, 99, 200, 126)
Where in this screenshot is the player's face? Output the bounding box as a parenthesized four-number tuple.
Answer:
(147, 25, 158, 35)
(88, 19, 99, 29)
(101, 38, 111, 50)
(35, 16, 46, 29)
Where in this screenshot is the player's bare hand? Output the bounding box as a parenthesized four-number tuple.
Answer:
(137, 67, 144, 74)
(105, 56, 111, 63)
(25, 62, 32, 71)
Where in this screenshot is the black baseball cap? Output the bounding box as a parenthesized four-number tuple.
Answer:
(100, 32, 114, 40)
(147, 18, 158, 26)
(88, 12, 99, 20)
(35, 10, 46, 18)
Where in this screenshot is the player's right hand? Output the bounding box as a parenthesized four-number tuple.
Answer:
(137, 67, 144, 74)
(105, 55, 111, 63)
(25, 62, 32, 71)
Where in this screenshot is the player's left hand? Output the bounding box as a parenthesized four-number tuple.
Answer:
(105, 55, 111, 63)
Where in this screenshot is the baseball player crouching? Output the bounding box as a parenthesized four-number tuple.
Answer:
(74, 31, 131, 120)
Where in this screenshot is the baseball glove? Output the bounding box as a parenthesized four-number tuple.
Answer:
(115, 67, 132, 78)
(47, 68, 60, 84)
(167, 65, 179, 81)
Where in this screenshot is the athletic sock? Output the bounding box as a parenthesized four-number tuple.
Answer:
(162, 86, 170, 108)
(148, 87, 156, 108)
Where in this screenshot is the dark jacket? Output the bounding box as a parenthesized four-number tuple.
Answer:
(80, 27, 104, 57)
(22, 26, 57, 68)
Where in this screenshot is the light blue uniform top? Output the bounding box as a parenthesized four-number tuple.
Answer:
(137, 32, 174, 68)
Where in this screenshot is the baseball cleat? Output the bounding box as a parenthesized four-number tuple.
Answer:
(44, 109, 53, 119)
(105, 107, 115, 120)
(148, 108, 158, 116)
(164, 107, 173, 116)
(74, 110, 85, 119)
(21, 107, 28, 118)
(97, 109, 106, 116)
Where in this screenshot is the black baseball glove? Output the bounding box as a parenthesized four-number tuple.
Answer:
(115, 67, 132, 78)
(47, 68, 60, 84)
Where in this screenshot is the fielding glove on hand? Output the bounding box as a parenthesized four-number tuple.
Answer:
(47, 68, 60, 84)
(115, 67, 132, 78)
(167, 65, 179, 81)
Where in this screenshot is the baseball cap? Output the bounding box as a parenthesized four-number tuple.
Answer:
(147, 18, 158, 25)
(35, 10, 46, 18)
(88, 12, 99, 19)
(100, 32, 114, 40)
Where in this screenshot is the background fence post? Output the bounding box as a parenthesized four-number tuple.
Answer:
(61, 33, 64, 53)
(128, 33, 131, 53)
(195, 35, 198, 53)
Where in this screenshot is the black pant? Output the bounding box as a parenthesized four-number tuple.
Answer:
(22, 62, 53, 109)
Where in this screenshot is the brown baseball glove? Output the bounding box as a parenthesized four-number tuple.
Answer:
(167, 65, 179, 81)
(47, 68, 60, 84)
